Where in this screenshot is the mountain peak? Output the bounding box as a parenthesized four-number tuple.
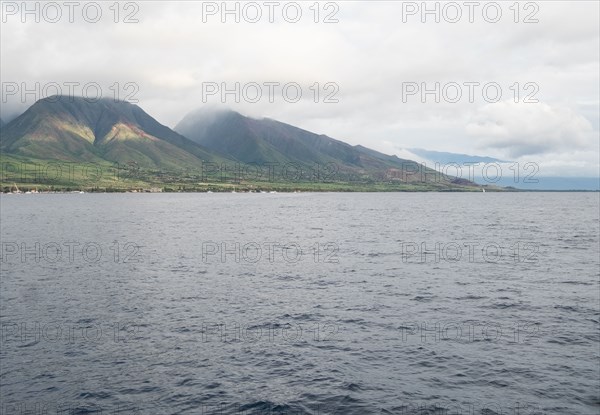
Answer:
(175, 108, 419, 173)
(0, 96, 225, 168)
(31, 95, 138, 116)
(2, 98, 479, 190)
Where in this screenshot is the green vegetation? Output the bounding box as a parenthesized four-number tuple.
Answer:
(0, 96, 506, 193)
(0, 154, 504, 193)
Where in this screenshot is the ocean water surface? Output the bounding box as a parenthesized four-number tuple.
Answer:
(1, 192, 598, 414)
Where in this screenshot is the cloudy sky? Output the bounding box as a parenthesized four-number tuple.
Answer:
(1, 1, 598, 177)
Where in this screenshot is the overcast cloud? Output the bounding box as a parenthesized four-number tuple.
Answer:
(1, 0, 598, 176)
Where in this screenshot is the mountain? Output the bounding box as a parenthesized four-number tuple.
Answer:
(1, 98, 482, 191)
(0, 118, 4, 128)
(408, 148, 508, 165)
(176, 108, 364, 166)
(175, 108, 473, 187)
(0, 96, 226, 170)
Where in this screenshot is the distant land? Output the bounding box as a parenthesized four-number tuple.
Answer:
(479, 177, 599, 191)
(407, 149, 599, 191)
(408, 148, 508, 165)
(0, 96, 490, 193)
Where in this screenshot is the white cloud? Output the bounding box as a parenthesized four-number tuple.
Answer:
(466, 101, 596, 157)
(1, 1, 598, 176)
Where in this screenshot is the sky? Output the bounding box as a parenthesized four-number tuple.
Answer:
(1, 0, 599, 177)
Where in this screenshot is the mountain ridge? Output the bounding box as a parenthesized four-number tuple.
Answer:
(408, 148, 509, 164)
(175, 108, 437, 179)
(1, 97, 482, 190)
(0, 96, 228, 169)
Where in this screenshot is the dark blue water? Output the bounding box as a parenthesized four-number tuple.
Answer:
(1, 193, 598, 414)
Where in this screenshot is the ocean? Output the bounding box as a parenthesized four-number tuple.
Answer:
(1, 192, 598, 414)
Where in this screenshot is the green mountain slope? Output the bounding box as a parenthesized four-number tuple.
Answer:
(176, 109, 379, 166)
(175, 108, 476, 187)
(1, 99, 486, 191)
(0, 96, 227, 170)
